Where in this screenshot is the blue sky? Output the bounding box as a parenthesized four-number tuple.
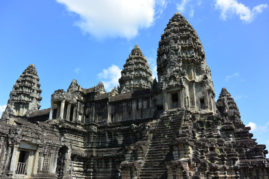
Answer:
(0, 0, 268, 153)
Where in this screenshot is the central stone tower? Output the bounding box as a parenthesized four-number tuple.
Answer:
(157, 13, 216, 113)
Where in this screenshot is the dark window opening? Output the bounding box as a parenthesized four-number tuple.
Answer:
(18, 150, 29, 163)
(16, 150, 29, 175)
(111, 114, 114, 122)
(70, 106, 74, 122)
(52, 108, 57, 119)
(157, 105, 163, 111)
(63, 103, 68, 119)
(171, 93, 179, 108)
(200, 98, 205, 109)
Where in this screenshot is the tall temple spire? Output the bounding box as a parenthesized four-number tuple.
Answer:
(217, 88, 241, 123)
(157, 13, 216, 112)
(118, 45, 153, 93)
(2, 64, 42, 120)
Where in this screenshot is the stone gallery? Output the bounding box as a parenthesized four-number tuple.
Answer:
(0, 13, 268, 179)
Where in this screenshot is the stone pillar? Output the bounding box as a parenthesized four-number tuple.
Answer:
(107, 103, 111, 124)
(191, 83, 196, 109)
(0, 137, 6, 173)
(60, 100, 66, 120)
(38, 153, 44, 172)
(66, 103, 72, 121)
(72, 107, 77, 122)
(179, 88, 184, 108)
(26, 151, 35, 176)
(49, 150, 58, 174)
(63, 148, 71, 178)
(163, 92, 169, 111)
(4, 143, 12, 172)
(205, 90, 210, 110)
(49, 100, 54, 120)
(9, 144, 19, 175)
(32, 148, 40, 175)
(132, 100, 136, 119)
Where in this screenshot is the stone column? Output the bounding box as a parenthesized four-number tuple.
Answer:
(49, 150, 58, 174)
(4, 143, 12, 172)
(9, 144, 19, 175)
(205, 90, 210, 110)
(49, 100, 54, 120)
(163, 92, 169, 111)
(107, 103, 112, 124)
(60, 100, 65, 120)
(72, 107, 77, 122)
(26, 151, 35, 176)
(132, 100, 136, 119)
(32, 148, 40, 175)
(191, 83, 196, 109)
(63, 148, 71, 178)
(39, 153, 44, 172)
(0, 137, 6, 173)
(179, 88, 184, 108)
(66, 103, 72, 121)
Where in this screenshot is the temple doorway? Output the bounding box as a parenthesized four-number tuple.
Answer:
(56, 146, 68, 179)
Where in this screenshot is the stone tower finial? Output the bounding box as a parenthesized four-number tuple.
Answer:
(157, 13, 216, 112)
(119, 45, 153, 93)
(68, 79, 81, 93)
(2, 64, 42, 120)
(217, 88, 241, 121)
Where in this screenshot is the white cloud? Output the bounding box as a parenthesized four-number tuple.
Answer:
(225, 72, 239, 82)
(98, 65, 121, 91)
(247, 121, 269, 133)
(177, 0, 191, 12)
(215, 0, 268, 23)
(56, 0, 167, 39)
(146, 56, 157, 80)
(176, 0, 201, 18)
(247, 122, 257, 131)
(0, 105, 6, 118)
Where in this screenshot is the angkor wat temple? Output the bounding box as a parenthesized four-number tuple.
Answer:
(0, 13, 268, 179)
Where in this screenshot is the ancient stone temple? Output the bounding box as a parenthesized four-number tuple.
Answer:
(0, 13, 268, 179)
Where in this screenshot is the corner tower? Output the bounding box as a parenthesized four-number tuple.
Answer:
(119, 45, 153, 93)
(2, 64, 42, 120)
(157, 13, 216, 113)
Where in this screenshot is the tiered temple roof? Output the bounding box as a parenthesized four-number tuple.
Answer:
(2, 64, 42, 119)
(119, 45, 153, 93)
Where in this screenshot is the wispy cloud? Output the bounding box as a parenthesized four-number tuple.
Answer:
(247, 122, 257, 131)
(146, 56, 157, 80)
(189, 8, 195, 18)
(176, 0, 201, 18)
(215, 0, 268, 23)
(247, 121, 269, 133)
(225, 72, 239, 82)
(0, 105, 6, 118)
(177, 0, 191, 13)
(234, 95, 248, 100)
(98, 65, 121, 91)
(74, 67, 80, 75)
(56, 0, 167, 39)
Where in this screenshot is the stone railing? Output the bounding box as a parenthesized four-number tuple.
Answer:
(16, 162, 27, 175)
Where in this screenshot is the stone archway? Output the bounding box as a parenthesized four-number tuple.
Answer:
(56, 146, 68, 179)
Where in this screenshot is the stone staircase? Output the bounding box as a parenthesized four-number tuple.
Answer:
(139, 110, 185, 179)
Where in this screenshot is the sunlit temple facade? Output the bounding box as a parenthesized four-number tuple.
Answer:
(0, 13, 268, 179)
